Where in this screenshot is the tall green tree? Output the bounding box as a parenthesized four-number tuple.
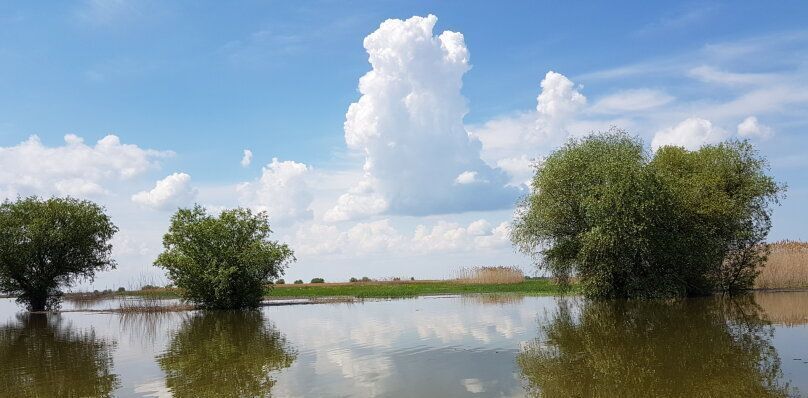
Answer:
(155, 205, 294, 309)
(0, 197, 118, 311)
(512, 131, 783, 298)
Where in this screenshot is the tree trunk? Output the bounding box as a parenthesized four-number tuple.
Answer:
(28, 293, 48, 312)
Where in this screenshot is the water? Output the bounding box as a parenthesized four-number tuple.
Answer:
(1, 292, 807, 397)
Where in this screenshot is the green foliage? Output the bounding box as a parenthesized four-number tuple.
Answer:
(512, 131, 783, 298)
(361, 276, 371, 282)
(117, 287, 126, 293)
(293, 279, 303, 284)
(158, 311, 295, 397)
(264, 279, 562, 299)
(517, 297, 795, 397)
(310, 277, 325, 283)
(275, 279, 285, 285)
(154, 205, 295, 309)
(349, 277, 358, 282)
(0, 314, 120, 397)
(0, 197, 118, 311)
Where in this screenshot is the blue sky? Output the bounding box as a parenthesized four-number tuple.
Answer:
(1, 1, 807, 288)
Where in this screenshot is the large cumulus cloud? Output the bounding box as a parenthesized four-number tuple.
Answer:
(326, 15, 518, 221)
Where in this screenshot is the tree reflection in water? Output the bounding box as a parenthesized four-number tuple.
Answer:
(517, 295, 798, 397)
(158, 310, 296, 398)
(0, 313, 119, 398)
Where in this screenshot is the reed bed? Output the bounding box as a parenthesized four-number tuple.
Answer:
(755, 240, 808, 289)
(455, 266, 524, 284)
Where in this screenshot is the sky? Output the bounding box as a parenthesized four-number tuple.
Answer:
(1, 1, 807, 289)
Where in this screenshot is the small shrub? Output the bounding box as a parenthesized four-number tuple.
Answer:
(392, 277, 401, 281)
(410, 277, 415, 281)
(117, 287, 126, 292)
(361, 276, 371, 282)
(276, 279, 285, 285)
(310, 278, 325, 284)
(293, 280, 303, 284)
(349, 277, 358, 282)
(141, 284, 158, 291)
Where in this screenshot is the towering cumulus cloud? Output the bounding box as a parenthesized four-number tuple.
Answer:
(326, 15, 518, 221)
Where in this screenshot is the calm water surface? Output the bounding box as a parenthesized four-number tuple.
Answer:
(1, 292, 807, 397)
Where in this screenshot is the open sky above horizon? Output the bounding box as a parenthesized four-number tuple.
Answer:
(2, 1, 807, 288)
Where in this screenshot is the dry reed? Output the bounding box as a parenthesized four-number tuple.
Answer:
(455, 266, 524, 284)
(755, 240, 808, 289)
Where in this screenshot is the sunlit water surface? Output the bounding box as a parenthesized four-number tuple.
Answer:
(1, 292, 807, 397)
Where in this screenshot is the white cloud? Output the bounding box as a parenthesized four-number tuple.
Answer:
(293, 219, 402, 256)
(537, 71, 587, 122)
(688, 65, 776, 86)
(292, 218, 510, 258)
(737, 116, 773, 140)
(454, 171, 479, 185)
(495, 156, 536, 188)
(330, 14, 517, 220)
(240, 149, 253, 167)
(237, 158, 313, 224)
(131, 172, 197, 210)
(0, 134, 171, 199)
(591, 89, 674, 113)
(412, 220, 511, 253)
(469, 71, 587, 185)
(651, 117, 730, 151)
(323, 174, 388, 222)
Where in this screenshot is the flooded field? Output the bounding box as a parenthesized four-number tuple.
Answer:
(1, 292, 807, 397)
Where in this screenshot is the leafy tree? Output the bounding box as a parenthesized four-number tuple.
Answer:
(155, 205, 294, 309)
(512, 131, 782, 298)
(0, 197, 118, 311)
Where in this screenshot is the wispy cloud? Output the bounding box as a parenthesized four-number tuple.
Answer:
(634, 4, 717, 36)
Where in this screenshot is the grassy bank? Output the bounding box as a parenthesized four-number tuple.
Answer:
(64, 279, 565, 301)
(264, 279, 565, 299)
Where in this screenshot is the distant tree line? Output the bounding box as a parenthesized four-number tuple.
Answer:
(512, 130, 784, 298)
